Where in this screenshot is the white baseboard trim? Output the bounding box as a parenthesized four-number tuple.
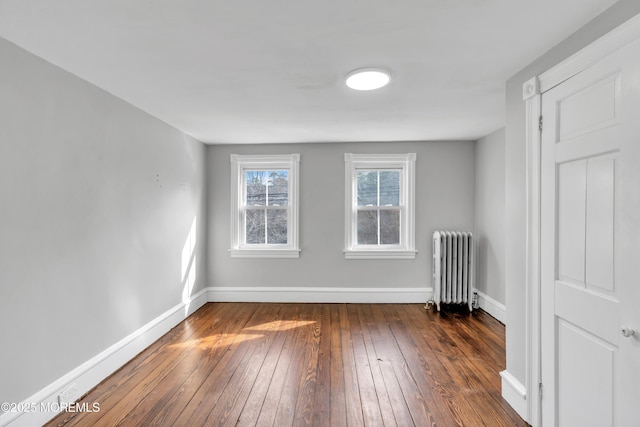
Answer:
(475, 290, 506, 324)
(500, 370, 528, 422)
(207, 286, 433, 304)
(0, 289, 208, 427)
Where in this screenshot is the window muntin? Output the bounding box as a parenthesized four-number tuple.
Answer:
(356, 169, 402, 245)
(230, 154, 299, 258)
(244, 170, 289, 245)
(344, 153, 416, 259)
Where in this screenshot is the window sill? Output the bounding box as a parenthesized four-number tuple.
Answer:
(344, 250, 417, 260)
(229, 248, 300, 259)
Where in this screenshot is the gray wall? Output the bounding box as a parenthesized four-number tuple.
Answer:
(0, 38, 207, 405)
(474, 128, 505, 304)
(504, 0, 640, 384)
(207, 141, 475, 288)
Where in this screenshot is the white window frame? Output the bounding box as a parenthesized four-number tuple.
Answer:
(344, 153, 417, 259)
(230, 154, 300, 258)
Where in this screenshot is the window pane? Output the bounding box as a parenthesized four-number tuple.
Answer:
(246, 171, 266, 206)
(267, 209, 288, 244)
(380, 210, 400, 244)
(268, 170, 288, 206)
(357, 210, 378, 245)
(379, 170, 400, 206)
(246, 209, 265, 244)
(357, 171, 378, 206)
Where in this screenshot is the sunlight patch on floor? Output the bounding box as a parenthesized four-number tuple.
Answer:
(244, 320, 316, 332)
(169, 319, 317, 350)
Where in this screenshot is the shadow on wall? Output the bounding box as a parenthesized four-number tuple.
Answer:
(182, 218, 197, 315)
(476, 235, 498, 295)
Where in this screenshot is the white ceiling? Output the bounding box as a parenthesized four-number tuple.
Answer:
(0, 0, 617, 144)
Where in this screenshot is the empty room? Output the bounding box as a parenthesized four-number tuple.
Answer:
(1, 1, 639, 426)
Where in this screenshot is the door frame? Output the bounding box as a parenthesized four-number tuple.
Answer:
(522, 13, 640, 427)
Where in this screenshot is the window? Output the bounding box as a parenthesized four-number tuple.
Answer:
(344, 153, 416, 259)
(230, 154, 300, 258)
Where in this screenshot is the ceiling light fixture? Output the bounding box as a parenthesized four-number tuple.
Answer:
(345, 68, 390, 91)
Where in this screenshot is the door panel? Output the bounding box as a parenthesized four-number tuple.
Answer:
(557, 72, 620, 142)
(555, 281, 619, 346)
(585, 155, 615, 292)
(557, 159, 586, 285)
(557, 320, 614, 427)
(541, 35, 640, 426)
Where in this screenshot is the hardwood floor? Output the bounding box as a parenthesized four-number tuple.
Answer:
(46, 303, 528, 427)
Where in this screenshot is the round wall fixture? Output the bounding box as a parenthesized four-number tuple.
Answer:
(345, 68, 390, 91)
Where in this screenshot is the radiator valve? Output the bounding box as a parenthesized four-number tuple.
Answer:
(472, 291, 479, 309)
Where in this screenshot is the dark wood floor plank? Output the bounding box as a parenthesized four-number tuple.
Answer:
(68, 303, 235, 427)
(273, 304, 321, 427)
(113, 303, 255, 427)
(46, 303, 529, 427)
(203, 303, 287, 426)
(347, 304, 385, 426)
(364, 304, 417, 427)
(429, 310, 528, 427)
(356, 304, 409, 427)
(380, 304, 466, 427)
(400, 305, 502, 427)
(143, 302, 261, 426)
(46, 304, 222, 427)
(235, 304, 296, 426)
(254, 303, 306, 427)
(369, 304, 431, 426)
(311, 304, 332, 427)
(402, 305, 528, 427)
(346, 304, 386, 426)
(104, 303, 252, 426)
(171, 303, 272, 426)
(291, 304, 322, 427)
(338, 303, 366, 427)
(328, 304, 348, 427)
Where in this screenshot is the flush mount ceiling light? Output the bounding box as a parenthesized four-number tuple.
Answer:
(345, 68, 390, 91)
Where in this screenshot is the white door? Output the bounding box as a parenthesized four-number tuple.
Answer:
(540, 35, 640, 426)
